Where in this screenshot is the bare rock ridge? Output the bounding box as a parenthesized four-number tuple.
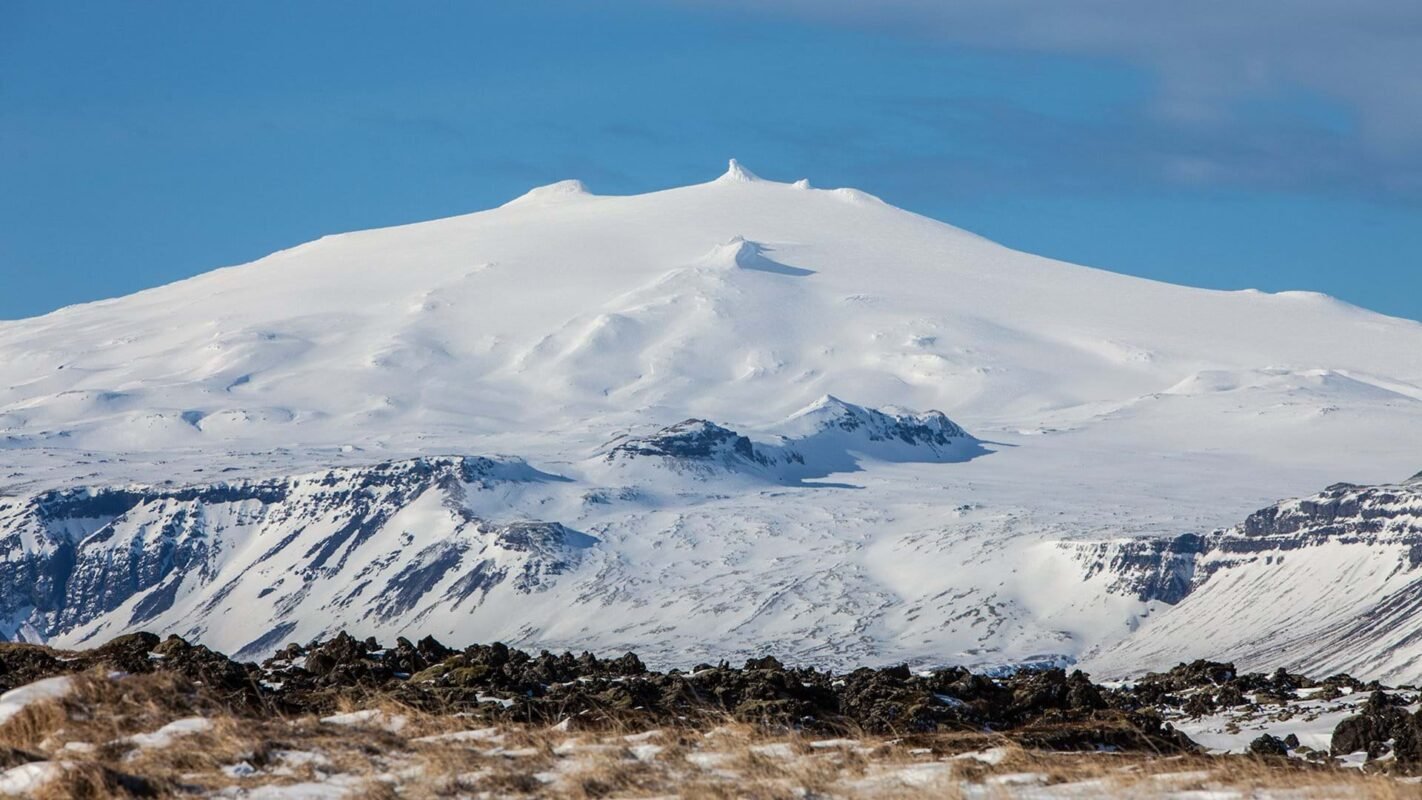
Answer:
(1071, 471, 1422, 680)
(604, 396, 983, 479)
(0, 457, 592, 658)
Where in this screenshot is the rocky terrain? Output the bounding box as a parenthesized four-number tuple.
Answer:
(0, 632, 1421, 796)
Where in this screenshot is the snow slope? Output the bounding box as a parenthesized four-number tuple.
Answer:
(1081, 475, 1422, 683)
(3, 159, 1418, 463)
(1, 160, 1421, 675)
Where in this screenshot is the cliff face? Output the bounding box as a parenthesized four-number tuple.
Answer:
(1059, 533, 1209, 605)
(0, 457, 593, 659)
(5, 450, 1421, 679)
(1075, 476, 1422, 681)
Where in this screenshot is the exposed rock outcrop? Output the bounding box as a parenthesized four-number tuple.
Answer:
(0, 457, 590, 655)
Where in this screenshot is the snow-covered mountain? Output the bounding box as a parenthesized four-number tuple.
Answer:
(1078, 473, 1422, 683)
(2, 160, 1421, 676)
(0, 456, 593, 659)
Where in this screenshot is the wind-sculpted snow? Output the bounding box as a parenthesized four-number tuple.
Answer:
(1, 160, 1421, 677)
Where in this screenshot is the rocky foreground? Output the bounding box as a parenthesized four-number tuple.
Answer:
(0, 633, 1420, 797)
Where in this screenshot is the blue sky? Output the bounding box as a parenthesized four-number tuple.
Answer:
(3, 0, 1419, 321)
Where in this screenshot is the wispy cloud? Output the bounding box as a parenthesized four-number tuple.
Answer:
(675, 0, 1422, 200)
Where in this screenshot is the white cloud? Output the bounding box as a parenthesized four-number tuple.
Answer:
(685, 0, 1422, 161)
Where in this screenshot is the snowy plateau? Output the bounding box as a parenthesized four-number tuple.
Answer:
(2, 160, 1422, 681)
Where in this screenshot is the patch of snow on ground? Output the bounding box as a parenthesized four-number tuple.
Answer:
(1169, 693, 1375, 755)
(411, 727, 502, 744)
(0, 761, 66, 794)
(319, 709, 408, 734)
(123, 715, 213, 749)
(0, 676, 74, 725)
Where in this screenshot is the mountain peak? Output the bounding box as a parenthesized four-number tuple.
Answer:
(790, 394, 861, 422)
(717, 158, 760, 183)
(502, 178, 592, 207)
(777, 395, 972, 448)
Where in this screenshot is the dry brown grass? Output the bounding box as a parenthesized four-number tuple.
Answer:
(1, 670, 210, 751)
(0, 672, 1419, 799)
(28, 762, 154, 800)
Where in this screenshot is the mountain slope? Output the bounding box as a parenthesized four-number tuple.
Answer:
(2, 160, 1421, 675)
(1077, 475, 1422, 683)
(3, 159, 1418, 463)
(0, 457, 591, 659)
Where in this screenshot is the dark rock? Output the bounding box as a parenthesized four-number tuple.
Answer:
(0, 747, 44, 769)
(1248, 734, 1291, 756)
(303, 652, 336, 676)
(0, 630, 1228, 752)
(89, 632, 162, 673)
(744, 656, 784, 672)
(1016, 710, 1197, 753)
(147, 635, 264, 712)
(609, 652, 647, 675)
(1182, 693, 1214, 717)
(1331, 691, 1419, 761)
(0, 643, 67, 691)
(1215, 685, 1247, 707)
